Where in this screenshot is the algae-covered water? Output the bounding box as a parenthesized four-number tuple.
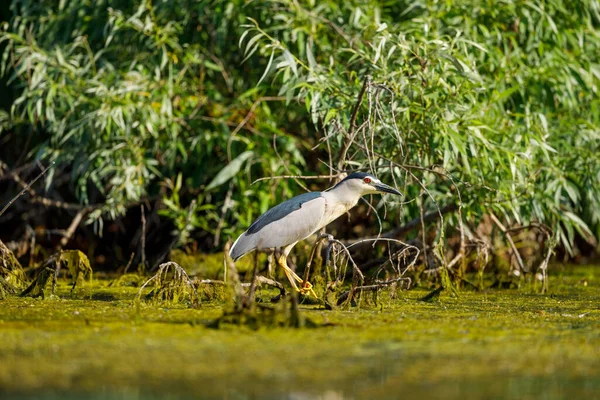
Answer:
(0, 265, 599, 399)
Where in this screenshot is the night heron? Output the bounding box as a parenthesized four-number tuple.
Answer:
(229, 172, 402, 296)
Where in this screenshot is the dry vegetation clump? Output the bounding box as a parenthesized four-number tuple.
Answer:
(136, 262, 198, 306)
(20, 250, 93, 299)
(0, 239, 25, 291)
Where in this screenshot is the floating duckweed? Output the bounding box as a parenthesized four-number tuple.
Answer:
(109, 273, 145, 288)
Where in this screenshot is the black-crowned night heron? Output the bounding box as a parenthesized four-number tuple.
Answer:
(229, 172, 402, 296)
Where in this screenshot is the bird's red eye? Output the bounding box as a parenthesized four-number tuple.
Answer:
(363, 177, 371, 184)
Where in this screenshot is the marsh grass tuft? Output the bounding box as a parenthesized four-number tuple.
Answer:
(136, 261, 198, 306)
(59, 250, 93, 292)
(20, 266, 57, 299)
(0, 275, 17, 299)
(0, 239, 26, 289)
(19, 250, 93, 299)
(212, 243, 314, 329)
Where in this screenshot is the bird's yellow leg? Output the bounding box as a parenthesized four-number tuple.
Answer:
(278, 255, 300, 291)
(277, 255, 317, 298)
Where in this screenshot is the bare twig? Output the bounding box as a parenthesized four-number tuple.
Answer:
(360, 238, 421, 279)
(303, 233, 334, 285)
(337, 278, 412, 304)
(419, 187, 429, 269)
(329, 238, 364, 306)
(245, 251, 260, 305)
(0, 162, 55, 217)
(31, 197, 92, 211)
(336, 75, 371, 173)
(251, 173, 340, 186)
(349, 76, 371, 136)
(241, 275, 285, 298)
(214, 182, 234, 246)
(140, 205, 147, 270)
(505, 223, 552, 235)
(123, 252, 135, 274)
(223, 240, 244, 311)
(59, 209, 86, 248)
(0, 161, 106, 213)
(347, 204, 458, 246)
(272, 133, 309, 192)
(0, 161, 36, 182)
(447, 253, 463, 270)
(538, 241, 554, 293)
(489, 213, 526, 274)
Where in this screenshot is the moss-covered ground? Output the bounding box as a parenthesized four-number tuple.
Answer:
(0, 265, 599, 399)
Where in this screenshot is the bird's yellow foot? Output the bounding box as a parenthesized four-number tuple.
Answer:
(297, 281, 317, 298)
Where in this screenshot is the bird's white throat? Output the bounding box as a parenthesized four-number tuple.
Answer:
(321, 183, 363, 225)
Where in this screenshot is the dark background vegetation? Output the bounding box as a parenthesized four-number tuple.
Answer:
(0, 0, 598, 281)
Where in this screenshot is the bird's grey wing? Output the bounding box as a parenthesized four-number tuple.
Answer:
(229, 191, 324, 260)
(251, 195, 327, 250)
(247, 191, 322, 234)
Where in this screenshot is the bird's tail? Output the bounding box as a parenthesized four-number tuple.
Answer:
(229, 232, 254, 261)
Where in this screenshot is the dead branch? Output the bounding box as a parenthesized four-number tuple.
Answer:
(214, 182, 233, 246)
(349, 76, 371, 135)
(419, 187, 429, 269)
(346, 204, 458, 248)
(303, 233, 334, 285)
(328, 238, 365, 307)
(0, 162, 55, 217)
(505, 223, 553, 235)
(140, 204, 147, 269)
(367, 239, 420, 279)
(489, 213, 526, 274)
(123, 252, 135, 274)
(240, 275, 286, 299)
(538, 240, 554, 294)
(336, 75, 371, 172)
(59, 210, 86, 248)
(337, 277, 412, 305)
(251, 173, 341, 186)
(223, 240, 244, 312)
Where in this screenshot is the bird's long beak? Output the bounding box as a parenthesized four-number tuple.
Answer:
(374, 182, 403, 196)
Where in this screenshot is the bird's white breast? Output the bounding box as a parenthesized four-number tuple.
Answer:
(320, 190, 359, 227)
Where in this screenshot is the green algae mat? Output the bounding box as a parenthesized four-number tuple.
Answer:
(0, 266, 599, 399)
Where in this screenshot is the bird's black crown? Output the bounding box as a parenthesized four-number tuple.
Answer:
(341, 171, 376, 182)
(331, 172, 377, 189)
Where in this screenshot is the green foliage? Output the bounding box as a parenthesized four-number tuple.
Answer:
(240, 0, 600, 254)
(1, 0, 599, 261)
(1, 0, 306, 240)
